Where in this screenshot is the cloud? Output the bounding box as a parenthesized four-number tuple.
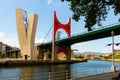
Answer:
(0, 32, 19, 48)
(71, 43, 82, 51)
(47, 0, 62, 7)
(35, 38, 45, 44)
(47, 0, 52, 4)
(0, 32, 5, 38)
(0, 32, 47, 48)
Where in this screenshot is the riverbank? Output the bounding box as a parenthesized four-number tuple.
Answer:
(101, 59, 120, 62)
(0, 59, 87, 67)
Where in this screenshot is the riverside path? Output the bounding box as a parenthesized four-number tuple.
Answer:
(75, 71, 120, 80)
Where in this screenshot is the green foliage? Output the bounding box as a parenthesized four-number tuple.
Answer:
(114, 54, 120, 59)
(0, 50, 2, 57)
(78, 55, 84, 59)
(61, 0, 120, 31)
(104, 54, 120, 59)
(104, 55, 112, 59)
(74, 54, 84, 59)
(74, 54, 79, 58)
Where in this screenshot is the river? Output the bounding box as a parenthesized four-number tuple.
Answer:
(0, 60, 120, 80)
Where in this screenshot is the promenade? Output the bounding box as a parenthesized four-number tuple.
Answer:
(75, 71, 120, 80)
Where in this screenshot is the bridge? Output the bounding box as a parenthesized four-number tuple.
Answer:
(37, 20, 120, 60)
(36, 11, 120, 61)
(38, 23, 120, 48)
(14, 9, 120, 60)
(7, 22, 120, 60)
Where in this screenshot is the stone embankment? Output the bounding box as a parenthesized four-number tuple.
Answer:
(0, 59, 87, 67)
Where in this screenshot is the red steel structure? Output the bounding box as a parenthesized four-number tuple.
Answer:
(53, 11, 71, 56)
(53, 11, 71, 41)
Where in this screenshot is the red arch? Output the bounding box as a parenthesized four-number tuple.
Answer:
(53, 11, 71, 41)
(57, 49, 68, 55)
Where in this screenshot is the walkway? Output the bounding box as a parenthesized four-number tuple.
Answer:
(75, 71, 120, 80)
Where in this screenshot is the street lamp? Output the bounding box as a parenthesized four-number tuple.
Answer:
(111, 31, 116, 72)
(106, 31, 120, 72)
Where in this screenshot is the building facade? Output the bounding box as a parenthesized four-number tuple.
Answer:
(0, 42, 20, 58)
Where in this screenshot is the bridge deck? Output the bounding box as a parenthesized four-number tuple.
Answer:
(38, 23, 120, 48)
(75, 71, 120, 80)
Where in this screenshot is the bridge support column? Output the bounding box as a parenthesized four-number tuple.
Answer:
(54, 45, 58, 60)
(55, 45, 71, 60)
(52, 42, 57, 61)
(52, 41, 55, 61)
(37, 48, 44, 60)
(67, 46, 71, 60)
(43, 50, 50, 60)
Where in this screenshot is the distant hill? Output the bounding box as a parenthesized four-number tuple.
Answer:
(78, 52, 103, 55)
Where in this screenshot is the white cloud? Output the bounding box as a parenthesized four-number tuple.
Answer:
(47, 0, 52, 4)
(72, 43, 82, 51)
(0, 32, 47, 48)
(35, 38, 45, 44)
(47, 0, 62, 7)
(0, 32, 19, 48)
(0, 32, 5, 38)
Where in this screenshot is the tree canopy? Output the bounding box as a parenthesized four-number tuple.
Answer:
(61, 0, 120, 31)
(0, 50, 2, 57)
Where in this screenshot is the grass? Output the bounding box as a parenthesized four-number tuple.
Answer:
(104, 54, 120, 59)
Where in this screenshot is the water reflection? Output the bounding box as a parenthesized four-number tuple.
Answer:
(0, 60, 120, 80)
(19, 64, 71, 80)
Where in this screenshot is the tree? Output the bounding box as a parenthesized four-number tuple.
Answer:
(61, 0, 120, 31)
(0, 50, 2, 57)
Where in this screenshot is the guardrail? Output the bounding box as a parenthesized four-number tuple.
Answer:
(0, 67, 119, 80)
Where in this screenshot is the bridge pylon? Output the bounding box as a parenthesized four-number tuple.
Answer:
(16, 8, 38, 60)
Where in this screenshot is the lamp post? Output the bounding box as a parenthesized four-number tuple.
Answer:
(110, 31, 116, 72)
(106, 31, 120, 72)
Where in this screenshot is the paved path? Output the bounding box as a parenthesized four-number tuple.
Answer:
(75, 71, 120, 80)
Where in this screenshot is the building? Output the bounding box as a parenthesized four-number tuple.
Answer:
(0, 42, 8, 54)
(114, 50, 120, 55)
(102, 49, 120, 57)
(84, 53, 95, 59)
(0, 42, 20, 58)
(101, 52, 112, 57)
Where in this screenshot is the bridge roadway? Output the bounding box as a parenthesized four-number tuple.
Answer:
(75, 71, 120, 80)
(37, 23, 120, 48)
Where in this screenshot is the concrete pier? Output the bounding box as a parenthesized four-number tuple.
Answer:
(0, 59, 87, 67)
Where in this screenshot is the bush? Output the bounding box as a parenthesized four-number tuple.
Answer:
(78, 55, 84, 58)
(0, 50, 2, 57)
(104, 54, 120, 59)
(104, 56, 112, 59)
(114, 54, 120, 59)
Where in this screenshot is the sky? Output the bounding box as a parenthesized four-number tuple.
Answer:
(0, 0, 120, 53)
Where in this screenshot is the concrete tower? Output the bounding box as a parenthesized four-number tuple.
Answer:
(16, 8, 38, 60)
